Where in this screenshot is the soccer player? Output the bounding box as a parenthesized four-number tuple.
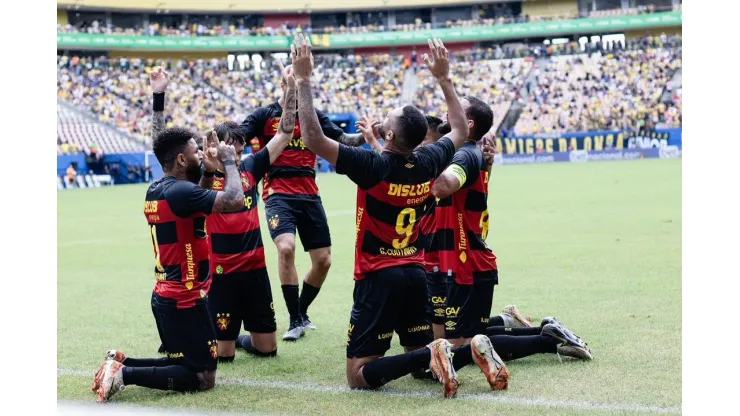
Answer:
(291, 34, 505, 397)
(201, 65, 299, 361)
(240, 65, 366, 341)
(91, 67, 246, 402)
(431, 97, 592, 361)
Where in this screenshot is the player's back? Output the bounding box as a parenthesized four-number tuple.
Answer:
(143, 176, 212, 309)
(438, 142, 497, 284)
(241, 103, 345, 200)
(335, 138, 456, 280)
(206, 151, 270, 275)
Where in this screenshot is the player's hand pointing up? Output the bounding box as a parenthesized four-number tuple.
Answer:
(291, 34, 314, 83)
(423, 38, 450, 82)
(150, 66, 170, 93)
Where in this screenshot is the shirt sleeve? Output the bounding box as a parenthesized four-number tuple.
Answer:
(239, 147, 271, 181)
(449, 147, 479, 189)
(414, 137, 456, 178)
(166, 180, 218, 217)
(335, 144, 384, 189)
(240, 107, 268, 140)
(316, 109, 346, 140)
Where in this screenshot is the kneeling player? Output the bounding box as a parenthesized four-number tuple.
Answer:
(431, 97, 592, 365)
(204, 71, 298, 360)
(91, 67, 246, 402)
(293, 35, 507, 396)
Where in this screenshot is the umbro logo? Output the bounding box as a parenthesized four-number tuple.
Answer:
(405, 163, 414, 168)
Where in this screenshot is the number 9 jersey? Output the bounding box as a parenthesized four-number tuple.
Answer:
(335, 137, 456, 280)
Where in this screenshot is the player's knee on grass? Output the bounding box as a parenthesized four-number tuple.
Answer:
(346, 358, 375, 389)
(217, 340, 236, 358)
(198, 371, 216, 391)
(251, 332, 278, 354)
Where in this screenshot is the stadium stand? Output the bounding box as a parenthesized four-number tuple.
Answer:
(56, 2, 676, 37)
(416, 54, 533, 134)
(57, 103, 145, 155)
(514, 35, 682, 135)
(56, 33, 681, 151)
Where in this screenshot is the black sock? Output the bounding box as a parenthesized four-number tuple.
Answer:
(361, 348, 431, 388)
(237, 334, 277, 357)
(299, 282, 321, 316)
(281, 284, 301, 321)
(122, 365, 200, 392)
(451, 344, 474, 371)
(218, 355, 235, 363)
(122, 357, 172, 367)
(488, 316, 505, 326)
(486, 326, 542, 336)
(489, 335, 558, 362)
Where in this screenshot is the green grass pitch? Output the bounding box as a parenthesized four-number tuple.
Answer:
(57, 158, 681, 415)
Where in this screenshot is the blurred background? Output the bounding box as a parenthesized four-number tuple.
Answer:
(56, 0, 682, 188)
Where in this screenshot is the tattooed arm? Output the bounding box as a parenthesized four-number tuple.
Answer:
(336, 132, 365, 147)
(291, 37, 341, 165)
(211, 141, 244, 213)
(265, 71, 298, 164)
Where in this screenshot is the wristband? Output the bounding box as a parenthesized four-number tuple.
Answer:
(153, 92, 165, 112)
(203, 170, 215, 178)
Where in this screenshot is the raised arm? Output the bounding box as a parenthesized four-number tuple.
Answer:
(265, 64, 298, 164)
(423, 39, 468, 150)
(291, 34, 340, 165)
(336, 132, 365, 147)
(149, 66, 170, 139)
(211, 138, 244, 213)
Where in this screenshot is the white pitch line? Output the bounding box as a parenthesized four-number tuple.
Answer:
(58, 368, 680, 414)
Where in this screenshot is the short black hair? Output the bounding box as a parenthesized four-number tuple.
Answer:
(152, 127, 196, 170)
(396, 106, 428, 150)
(464, 96, 494, 141)
(425, 115, 443, 132)
(214, 121, 247, 145)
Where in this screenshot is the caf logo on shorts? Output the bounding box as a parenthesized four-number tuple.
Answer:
(216, 313, 231, 331)
(208, 340, 218, 359)
(216, 265, 224, 274)
(268, 215, 280, 230)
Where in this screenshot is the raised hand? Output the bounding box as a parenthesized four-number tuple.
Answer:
(277, 58, 296, 89)
(422, 38, 450, 81)
(203, 131, 223, 171)
(355, 116, 382, 141)
(215, 132, 237, 164)
(150, 66, 170, 93)
(481, 135, 497, 165)
(291, 34, 314, 82)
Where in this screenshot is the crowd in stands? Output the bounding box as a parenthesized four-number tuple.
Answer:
(56, 34, 682, 155)
(514, 35, 681, 135)
(57, 4, 676, 37)
(415, 54, 532, 134)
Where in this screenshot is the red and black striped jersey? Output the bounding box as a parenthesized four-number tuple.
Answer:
(207, 148, 270, 275)
(240, 102, 345, 201)
(437, 141, 497, 285)
(420, 183, 440, 272)
(335, 137, 456, 280)
(143, 176, 217, 308)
